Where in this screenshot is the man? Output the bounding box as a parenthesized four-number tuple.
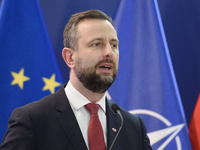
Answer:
(0, 10, 152, 150)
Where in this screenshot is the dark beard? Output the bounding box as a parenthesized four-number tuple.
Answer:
(75, 59, 117, 93)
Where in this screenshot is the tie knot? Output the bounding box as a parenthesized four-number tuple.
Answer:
(85, 103, 100, 115)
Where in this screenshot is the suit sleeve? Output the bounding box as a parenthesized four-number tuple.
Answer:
(0, 107, 35, 150)
(138, 116, 152, 150)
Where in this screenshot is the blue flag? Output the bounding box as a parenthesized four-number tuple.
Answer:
(0, 0, 63, 141)
(108, 0, 192, 149)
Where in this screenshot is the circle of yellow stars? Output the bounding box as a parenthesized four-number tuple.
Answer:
(11, 68, 61, 94)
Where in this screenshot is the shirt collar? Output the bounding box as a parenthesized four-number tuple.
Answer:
(64, 81, 106, 113)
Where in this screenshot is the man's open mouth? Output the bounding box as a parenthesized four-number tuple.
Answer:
(99, 65, 111, 69)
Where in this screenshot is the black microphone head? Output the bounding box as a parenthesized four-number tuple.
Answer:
(111, 104, 120, 113)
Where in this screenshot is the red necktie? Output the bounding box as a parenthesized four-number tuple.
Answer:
(85, 103, 106, 150)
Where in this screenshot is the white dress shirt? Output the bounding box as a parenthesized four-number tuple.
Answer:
(64, 81, 107, 149)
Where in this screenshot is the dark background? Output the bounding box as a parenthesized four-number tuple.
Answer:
(1, 0, 200, 125)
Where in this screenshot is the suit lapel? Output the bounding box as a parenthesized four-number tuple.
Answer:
(53, 85, 121, 150)
(106, 100, 121, 149)
(54, 84, 88, 150)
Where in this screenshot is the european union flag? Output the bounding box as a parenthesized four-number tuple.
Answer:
(0, 0, 63, 141)
(108, 0, 192, 149)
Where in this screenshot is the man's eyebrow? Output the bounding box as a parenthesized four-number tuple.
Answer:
(110, 38, 119, 43)
(86, 38, 119, 46)
(89, 38, 119, 43)
(89, 38, 103, 43)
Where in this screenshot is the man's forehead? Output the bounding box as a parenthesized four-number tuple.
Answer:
(78, 18, 113, 26)
(77, 19, 117, 38)
(77, 19, 115, 31)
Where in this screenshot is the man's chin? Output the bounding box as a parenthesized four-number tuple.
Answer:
(99, 75, 114, 83)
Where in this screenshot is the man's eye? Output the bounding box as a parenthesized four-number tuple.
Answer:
(112, 44, 116, 47)
(111, 44, 117, 48)
(93, 43, 102, 47)
(94, 43, 99, 46)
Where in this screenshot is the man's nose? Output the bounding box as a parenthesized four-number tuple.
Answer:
(103, 44, 113, 58)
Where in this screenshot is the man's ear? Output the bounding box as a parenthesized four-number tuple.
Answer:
(62, 47, 75, 69)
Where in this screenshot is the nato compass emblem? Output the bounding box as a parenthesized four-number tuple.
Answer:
(130, 109, 185, 150)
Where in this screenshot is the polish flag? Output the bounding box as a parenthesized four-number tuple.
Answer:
(189, 92, 200, 150)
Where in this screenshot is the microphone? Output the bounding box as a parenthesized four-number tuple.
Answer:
(109, 104, 124, 150)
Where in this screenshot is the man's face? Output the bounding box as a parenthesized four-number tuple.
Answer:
(74, 19, 119, 93)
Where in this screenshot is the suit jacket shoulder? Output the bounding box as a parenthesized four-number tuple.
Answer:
(0, 84, 87, 150)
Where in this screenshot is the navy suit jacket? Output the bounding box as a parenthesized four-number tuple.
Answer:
(0, 84, 152, 150)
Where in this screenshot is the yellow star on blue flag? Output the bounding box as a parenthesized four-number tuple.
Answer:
(11, 68, 30, 89)
(42, 74, 61, 94)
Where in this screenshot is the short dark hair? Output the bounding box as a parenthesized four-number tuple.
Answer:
(63, 10, 114, 50)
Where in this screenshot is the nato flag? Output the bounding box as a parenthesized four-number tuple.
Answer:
(108, 0, 192, 149)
